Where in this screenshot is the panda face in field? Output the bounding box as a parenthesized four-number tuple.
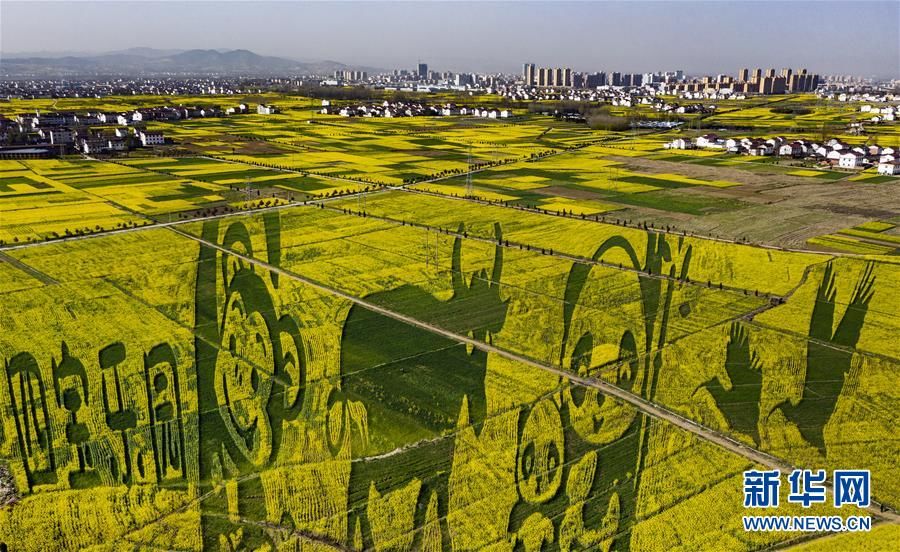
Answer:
(517, 397, 564, 504)
(567, 385, 636, 446)
(214, 288, 274, 467)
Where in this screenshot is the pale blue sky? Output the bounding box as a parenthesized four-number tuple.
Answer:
(2, 1, 898, 77)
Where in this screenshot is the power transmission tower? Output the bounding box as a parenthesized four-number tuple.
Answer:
(465, 145, 473, 197)
(423, 228, 438, 270)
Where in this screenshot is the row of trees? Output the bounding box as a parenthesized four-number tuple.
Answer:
(526, 101, 662, 131)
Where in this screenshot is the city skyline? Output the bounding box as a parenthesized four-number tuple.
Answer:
(2, 1, 898, 78)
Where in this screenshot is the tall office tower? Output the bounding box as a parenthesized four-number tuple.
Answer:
(739, 68, 750, 82)
(765, 68, 776, 78)
(538, 67, 549, 87)
(753, 68, 762, 82)
(523, 63, 536, 86)
(563, 67, 572, 87)
(611, 72, 622, 86)
(417, 63, 428, 79)
(781, 67, 792, 80)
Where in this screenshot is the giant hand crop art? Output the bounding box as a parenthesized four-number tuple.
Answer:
(1, 195, 897, 550)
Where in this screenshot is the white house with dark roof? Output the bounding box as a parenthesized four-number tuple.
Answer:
(139, 130, 164, 147)
(877, 161, 898, 175)
(107, 138, 127, 151)
(666, 138, 694, 150)
(838, 151, 864, 169)
(48, 128, 75, 145)
(695, 133, 719, 148)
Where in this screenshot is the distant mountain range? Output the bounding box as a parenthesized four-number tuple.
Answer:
(0, 48, 380, 77)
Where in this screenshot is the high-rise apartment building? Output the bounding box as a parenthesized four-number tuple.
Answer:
(538, 67, 550, 87)
(523, 63, 536, 86)
(525, 64, 573, 87)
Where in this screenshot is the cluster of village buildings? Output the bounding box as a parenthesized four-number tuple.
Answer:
(665, 134, 900, 175)
(0, 102, 279, 157)
(0, 78, 298, 100)
(497, 85, 716, 115)
(856, 104, 898, 123)
(818, 90, 897, 103)
(319, 100, 512, 119)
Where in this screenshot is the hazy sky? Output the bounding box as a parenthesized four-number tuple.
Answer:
(2, 1, 899, 77)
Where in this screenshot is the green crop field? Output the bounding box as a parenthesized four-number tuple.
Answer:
(0, 92, 897, 551)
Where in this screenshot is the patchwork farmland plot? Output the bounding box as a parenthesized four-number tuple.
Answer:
(0, 92, 897, 550)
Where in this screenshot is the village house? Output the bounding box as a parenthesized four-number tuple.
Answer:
(78, 137, 106, 154)
(139, 130, 165, 147)
(665, 138, 694, 150)
(32, 112, 76, 128)
(74, 113, 101, 125)
(106, 138, 127, 151)
(97, 112, 119, 124)
(48, 128, 75, 145)
(877, 161, 899, 176)
(837, 151, 864, 169)
(748, 140, 773, 156)
(695, 133, 719, 148)
(778, 142, 802, 157)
